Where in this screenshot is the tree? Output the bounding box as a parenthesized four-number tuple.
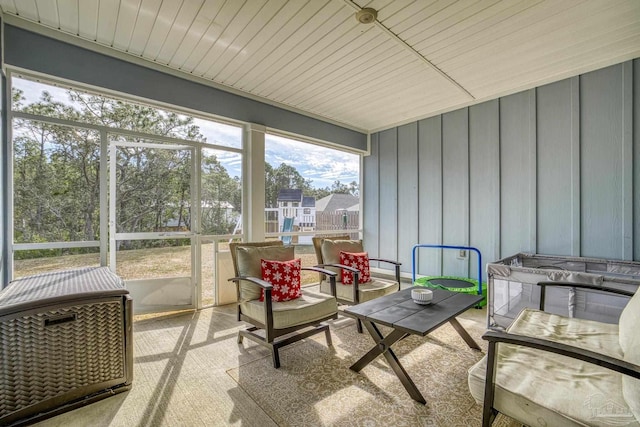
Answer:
(329, 180, 359, 196)
(12, 87, 241, 254)
(201, 152, 241, 234)
(13, 90, 101, 248)
(264, 162, 313, 207)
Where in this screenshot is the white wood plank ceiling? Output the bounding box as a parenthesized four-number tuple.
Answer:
(2, 0, 639, 132)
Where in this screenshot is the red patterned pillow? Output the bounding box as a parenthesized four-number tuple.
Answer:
(339, 251, 371, 284)
(260, 258, 302, 302)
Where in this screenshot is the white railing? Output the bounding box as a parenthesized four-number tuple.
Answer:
(265, 207, 316, 232)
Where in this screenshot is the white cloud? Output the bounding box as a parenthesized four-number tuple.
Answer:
(193, 118, 241, 148)
(265, 134, 359, 188)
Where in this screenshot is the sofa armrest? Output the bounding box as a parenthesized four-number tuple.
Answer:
(483, 330, 640, 379)
(228, 276, 274, 333)
(302, 267, 337, 297)
(480, 328, 640, 427)
(536, 280, 636, 311)
(229, 275, 272, 290)
(316, 263, 361, 303)
(369, 257, 401, 266)
(368, 258, 402, 284)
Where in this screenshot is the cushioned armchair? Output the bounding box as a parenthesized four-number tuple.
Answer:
(468, 281, 640, 427)
(312, 236, 401, 332)
(229, 241, 338, 368)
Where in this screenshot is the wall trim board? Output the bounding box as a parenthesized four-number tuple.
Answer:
(622, 61, 633, 260)
(528, 89, 537, 254)
(363, 132, 380, 264)
(570, 76, 581, 256)
(635, 58, 640, 261)
(2, 24, 367, 152)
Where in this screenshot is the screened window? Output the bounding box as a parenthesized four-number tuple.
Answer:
(10, 74, 244, 284)
(13, 119, 101, 244)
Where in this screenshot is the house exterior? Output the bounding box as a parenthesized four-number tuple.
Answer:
(315, 194, 360, 232)
(315, 194, 359, 213)
(276, 189, 316, 230)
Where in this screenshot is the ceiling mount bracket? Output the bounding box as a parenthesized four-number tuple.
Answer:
(355, 8, 377, 24)
(343, 0, 474, 100)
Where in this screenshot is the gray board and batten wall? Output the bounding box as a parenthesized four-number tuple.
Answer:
(365, 59, 640, 281)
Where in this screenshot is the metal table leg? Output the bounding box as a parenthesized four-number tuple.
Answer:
(349, 321, 427, 404)
(449, 317, 481, 350)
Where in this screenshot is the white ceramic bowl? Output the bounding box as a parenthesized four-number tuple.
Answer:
(411, 288, 433, 305)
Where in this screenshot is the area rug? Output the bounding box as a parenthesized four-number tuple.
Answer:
(227, 317, 519, 426)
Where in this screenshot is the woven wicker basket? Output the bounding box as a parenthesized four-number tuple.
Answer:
(0, 268, 132, 426)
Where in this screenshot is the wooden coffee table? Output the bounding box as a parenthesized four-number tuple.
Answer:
(344, 286, 483, 404)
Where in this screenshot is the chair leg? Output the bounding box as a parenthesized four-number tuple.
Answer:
(238, 326, 259, 344)
(324, 326, 333, 346)
(272, 347, 281, 369)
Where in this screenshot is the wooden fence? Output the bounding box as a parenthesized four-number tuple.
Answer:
(315, 211, 359, 231)
(264, 210, 359, 234)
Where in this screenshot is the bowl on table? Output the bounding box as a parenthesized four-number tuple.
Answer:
(411, 288, 433, 305)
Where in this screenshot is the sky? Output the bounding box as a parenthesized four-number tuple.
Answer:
(14, 77, 359, 189)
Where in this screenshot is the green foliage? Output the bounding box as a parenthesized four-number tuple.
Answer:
(12, 87, 241, 257)
(12, 85, 359, 261)
(264, 163, 359, 208)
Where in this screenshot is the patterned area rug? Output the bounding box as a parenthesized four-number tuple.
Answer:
(227, 317, 519, 426)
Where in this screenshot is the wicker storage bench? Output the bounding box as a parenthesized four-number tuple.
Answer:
(0, 267, 132, 426)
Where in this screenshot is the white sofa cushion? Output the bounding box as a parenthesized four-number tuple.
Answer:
(619, 289, 640, 421)
(468, 308, 639, 426)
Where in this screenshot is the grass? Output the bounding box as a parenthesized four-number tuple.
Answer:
(14, 243, 323, 308)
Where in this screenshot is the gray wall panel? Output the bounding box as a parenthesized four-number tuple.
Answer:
(500, 91, 534, 257)
(469, 100, 500, 283)
(417, 117, 443, 276)
(363, 134, 380, 263)
(378, 129, 398, 263)
(397, 123, 419, 272)
(365, 60, 640, 282)
(442, 109, 469, 277)
(1, 73, 5, 285)
(4, 25, 366, 151)
(537, 79, 573, 255)
(580, 65, 623, 259)
(635, 59, 640, 261)
(622, 61, 633, 260)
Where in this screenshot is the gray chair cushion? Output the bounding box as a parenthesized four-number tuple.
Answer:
(240, 289, 337, 329)
(320, 239, 364, 282)
(319, 277, 399, 303)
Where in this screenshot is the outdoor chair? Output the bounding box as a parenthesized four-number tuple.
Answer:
(228, 241, 338, 368)
(312, 235, 401, 333)
(468, 281, 640, 426)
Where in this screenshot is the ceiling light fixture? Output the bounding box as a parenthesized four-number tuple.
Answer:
(355, 7, 377, 24)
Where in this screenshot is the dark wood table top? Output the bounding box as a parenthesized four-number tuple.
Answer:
(344, 286, 484, 337)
